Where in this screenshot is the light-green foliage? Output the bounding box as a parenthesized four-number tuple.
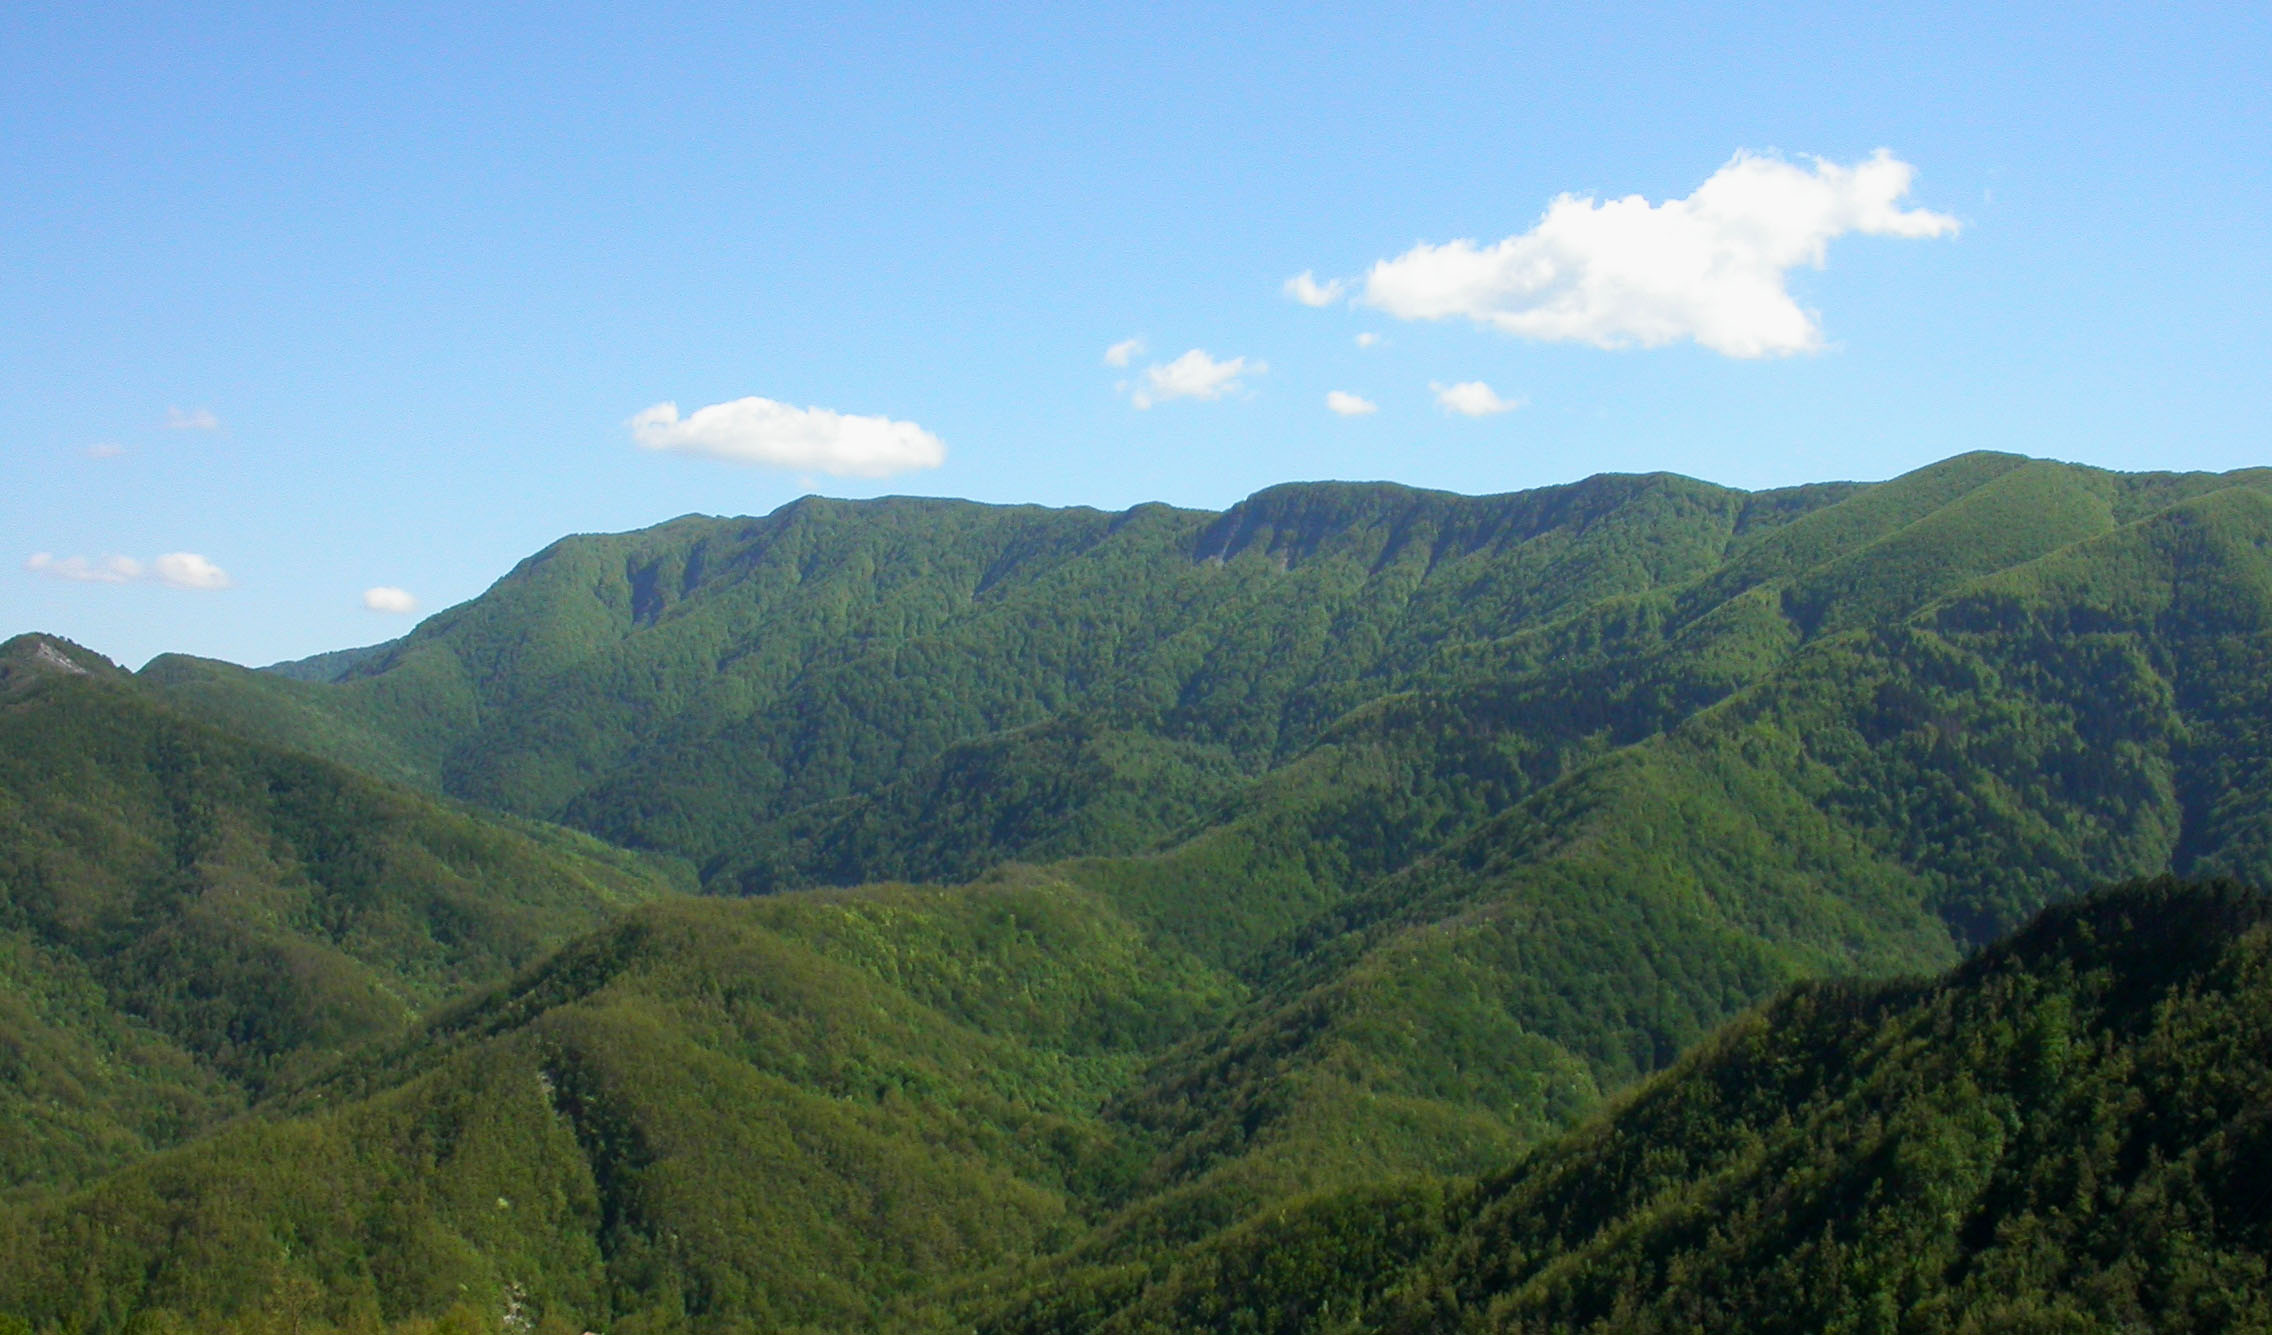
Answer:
(8, 454, 2272, 1331)
(0, 877, 1244, 1333)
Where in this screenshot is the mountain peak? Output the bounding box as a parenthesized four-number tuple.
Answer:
(0, 633, 122, 693)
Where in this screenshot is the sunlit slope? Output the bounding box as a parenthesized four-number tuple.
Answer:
(148, 472, 1850, 869)
(669, 454, 2267, 898)
(0, 874, 1240, 1334)
(141, 456, 2272, 902)
(123, 458, 2272, 1226)
(0, 635, 680, 1198)
(26, 452, 2272, 1331)
(11, 868, 2265, 1333)
(989, 473, 2272, 1255)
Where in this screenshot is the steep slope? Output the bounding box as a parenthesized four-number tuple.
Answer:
(0, 872, 1239, 1334)
(11, 453, 2272, 1331)
(8, 862, 2265, 1335)
(966, 878, 2272, 1334)
(158, 452, 2261, 915)
(975, 469, 2272, 1256)
(1387, 877, 2272, 1334)
(0, 635, 681, 1198)
(148, 472, 1841, 871)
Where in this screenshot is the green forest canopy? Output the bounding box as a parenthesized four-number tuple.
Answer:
(4, 452, 2272, 1329)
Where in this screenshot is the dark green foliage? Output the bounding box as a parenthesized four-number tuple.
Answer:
(718, 716, 1247, 893)
(9, 454, 2272, 1331)
(962, 880, 2272, 1333)
(259, 637, 405, 684)
(0, 635, 679, 1196)
(1363, 878, 2272, 1333)
(145, 474, 1837, 872)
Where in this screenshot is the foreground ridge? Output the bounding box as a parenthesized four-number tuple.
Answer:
(1022, 877, 2272, 1333)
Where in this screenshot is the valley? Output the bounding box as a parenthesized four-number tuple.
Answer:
(5, 451, 2271, 1332)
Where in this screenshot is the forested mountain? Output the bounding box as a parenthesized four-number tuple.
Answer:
(975, 878, 2272, 1334)
(0, 635, 681, 1199)
(5, 451, 2272, 1331)
(143, 467, 1868, 868)
(0, 869, 1238, 1332)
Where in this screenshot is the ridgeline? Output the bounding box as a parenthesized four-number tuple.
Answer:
(4, 452, 2271, 1330)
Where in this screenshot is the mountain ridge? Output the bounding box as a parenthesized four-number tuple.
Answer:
(8, 450, 2272, 1330)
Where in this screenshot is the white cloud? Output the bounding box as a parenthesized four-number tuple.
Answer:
(363, 586, 419, 614)
(151, 553, 231, 589)
(1130, 349, 1263, 409)
(165, 406, 221, 430)
(629, 397, 946, 478)
(1325, 390, 1378, 417)
(1359, 150, 1959, 358)
(1283, 271, 1347, 308)
(1103, 336, 1146, 368)
(1354, 332, 1382, 349)
(1432, 380, 1524, 417)
(26, 553, 142, 583)
(26, 550, 230, 589)
(84, 442, 125, 459)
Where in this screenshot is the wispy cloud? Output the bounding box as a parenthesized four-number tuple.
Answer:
(83, 442, 126, 459)
(630, 397, 946, 477)
(26, 551, 231, 589)
(164, 406, 221, 431)
(1325, 391, 1378, 417)
(1432, 380, 1523, 417)
(26, 553, 142, 583)
(1129, 349, 1263, 409)
(1103, 336, 1146, 368)
(362, 586, 418, 614)
(1282, 271, 1347, 308)
(1357, 150, 1958, 358)
(1354, 332, 1382, 349)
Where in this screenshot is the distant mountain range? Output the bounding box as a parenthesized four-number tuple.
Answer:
(4, 450, 2271, 1331)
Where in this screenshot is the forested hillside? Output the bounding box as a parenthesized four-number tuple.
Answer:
(5, 451, 2272, 1331)
(147, 468, 1862, 867)
(0, 870, 1242, 1332)
(971, 878, 2272, 1334)
(0, 635, 681, 1199)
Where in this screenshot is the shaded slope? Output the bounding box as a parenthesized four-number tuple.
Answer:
(1388, 877, 2272, 1334)
(0, 635, 680, 1197)
(967, 879, 2272, 1334)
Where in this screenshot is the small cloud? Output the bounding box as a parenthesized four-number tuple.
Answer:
(151, 553, 231, 589)
(1325, 391, 1378, 417)
(1354, 332, 1382, 349)
(630, 397, 946, 478)
(1103, 336, 1146, 368)
(362, 586, 419, 615)
(26, 553, 142, 584)
(84, 442, 126, 459)
(1283, 271, 1348, 308)
(1130, 349, 1263, 409)
(25, 550, 229, 589)
(164, 406, 221, 431)
(1360, 149, 1959, 357)
(1432, 380, 1524, 417)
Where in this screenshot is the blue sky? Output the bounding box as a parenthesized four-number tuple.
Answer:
(5, 1, 2267, 668)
